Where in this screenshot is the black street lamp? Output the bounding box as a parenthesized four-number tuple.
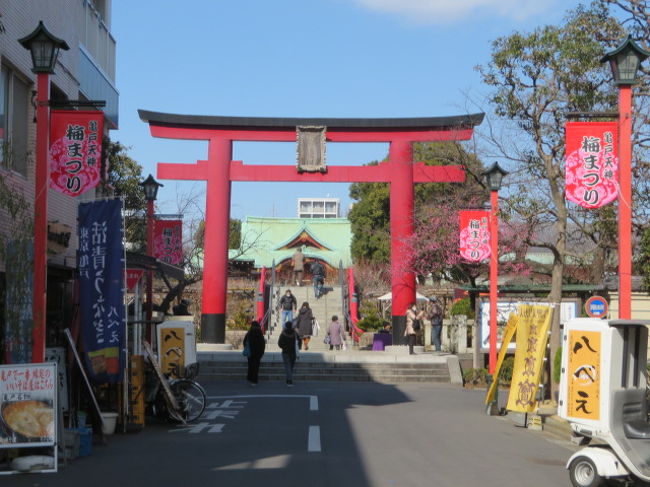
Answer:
(140, 174, 163, 342)
(18, 22, 69, 363)
(601, 35, 650, 85)
(18, 20, 69, 73)
(601, 36, 650, 319)
(140, 174, 163, 201)
(481, 162, 508, 379)
(482, 162, 508, 192)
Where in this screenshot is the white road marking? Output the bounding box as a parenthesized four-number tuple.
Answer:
(207, 394, 318, 411)
(213, 454, 291, 471)
(203, 409, 240, 420)
(207, 399, 247, 408)
(308, 425, 321, 452)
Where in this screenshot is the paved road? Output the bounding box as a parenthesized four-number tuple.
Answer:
(8, 381, 574, 487)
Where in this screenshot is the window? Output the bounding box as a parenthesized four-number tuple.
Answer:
(0, 66, 29, 176)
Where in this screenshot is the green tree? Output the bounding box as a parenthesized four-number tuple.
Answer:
(476, 3, 624, 394)
(348, 141, 486, 270)
(103, 139, 147, 252)
(193, 218, 242, 250)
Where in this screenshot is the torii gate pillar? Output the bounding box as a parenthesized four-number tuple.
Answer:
(389, 140, 415, 339)
(139, 110, 484, 345)
(202, 138, 232, 343)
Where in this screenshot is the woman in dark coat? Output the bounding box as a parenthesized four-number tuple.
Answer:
(296, 302, 314, 350)
(243, 320, 266, 386)
(278, 320, 299, 386)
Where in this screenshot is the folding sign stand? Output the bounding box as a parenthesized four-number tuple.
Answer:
(0, 362, 58, 474)
(64, 329, 105, 434)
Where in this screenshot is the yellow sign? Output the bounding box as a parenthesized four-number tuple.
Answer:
(567, 330, 600, 420)
(160, 327, 185, 377)
(506, 305, 552, 413)
(485, 313, 519, 404)
(128, 355, 145, 426)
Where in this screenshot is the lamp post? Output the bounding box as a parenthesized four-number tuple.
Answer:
(601, 36, 650, 320)
(140, 174, 163, 342)
(482, 162, 508, 375)
(18, 22, 69, 363)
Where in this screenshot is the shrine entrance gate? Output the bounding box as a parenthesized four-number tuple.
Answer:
(139, 111, 484, 344)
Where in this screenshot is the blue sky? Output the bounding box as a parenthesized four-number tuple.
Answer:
(111, 0, 583, 222)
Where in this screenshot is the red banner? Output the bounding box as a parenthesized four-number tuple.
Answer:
(459, 210, 491, 262)
(125, 269, 144, 292)
(565, 122, 618, 209)
(49, 110, 104, 197)
(153, 220, 183, 265)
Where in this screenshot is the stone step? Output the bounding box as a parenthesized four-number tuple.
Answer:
(201, 361, 450, 371)
(200, 367, 449, 378)
(199, 374, 451, 383)
(198, 359, 451, 383)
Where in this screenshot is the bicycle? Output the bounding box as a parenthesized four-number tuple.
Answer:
(143, 341, 207, 423)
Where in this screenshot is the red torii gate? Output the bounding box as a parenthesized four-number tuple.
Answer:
(139, 110, 484, 344)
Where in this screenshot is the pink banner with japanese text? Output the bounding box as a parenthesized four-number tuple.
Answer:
(459, 210, 491, 262)
(153, 220, 183, 266)
(565, 122, 618, 209)
(49, 110, 103, 197)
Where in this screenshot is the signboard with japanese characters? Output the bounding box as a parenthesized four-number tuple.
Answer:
(0, 363, 57, 449)
(506, 305, 552, 413)
(565, 122, 619, 209)
(566, 330, 601, 421)
(49, 110, 104, 197)
(78, 199, 126, 383)
(459, 210, 491, 262)
(153, 219, 183, 265)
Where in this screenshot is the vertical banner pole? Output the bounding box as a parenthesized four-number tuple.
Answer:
(32, 73, 50, 363)
(489, 190, 499, 374)
(618, 85, 632, 319)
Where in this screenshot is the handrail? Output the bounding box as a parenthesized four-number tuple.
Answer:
(339, 262, 362, 344)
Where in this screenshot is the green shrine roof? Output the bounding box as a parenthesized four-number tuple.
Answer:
(229, 216, 353, 268)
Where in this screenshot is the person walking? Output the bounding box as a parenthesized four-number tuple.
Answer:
(292, 248, 304, 286)
(296, 301, 314, 350)
(405, 302, 424, 355)
(310, 260, 325, 299)
(279, 289, 297, 327)
(428, 297, 443, 352)
(278, 321, 299, 386)
(243, 320, 266, 386)
(326, 315, 344, 350)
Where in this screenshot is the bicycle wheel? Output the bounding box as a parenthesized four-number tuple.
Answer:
(170, 379, 207, 423)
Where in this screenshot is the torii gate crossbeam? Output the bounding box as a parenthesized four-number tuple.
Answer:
(139, 110, 484, 345)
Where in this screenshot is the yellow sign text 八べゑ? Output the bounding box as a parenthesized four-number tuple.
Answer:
(567, 330, 600, 421)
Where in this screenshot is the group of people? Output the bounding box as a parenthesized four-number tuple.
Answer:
(243, 292, 346, 386)
(405, 297, 444, 355)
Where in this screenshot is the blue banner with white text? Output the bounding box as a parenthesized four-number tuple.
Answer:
(78, 199, 125, 383)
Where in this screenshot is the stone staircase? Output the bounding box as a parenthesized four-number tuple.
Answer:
(197, 352, 453, 384)
(268, 284, 345, 352)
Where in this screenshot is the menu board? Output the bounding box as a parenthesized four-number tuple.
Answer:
(0, 363, 57, 448)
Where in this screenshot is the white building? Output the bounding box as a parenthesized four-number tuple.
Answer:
(0, 0, 118, 346)
(297, 198, 340, 218)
